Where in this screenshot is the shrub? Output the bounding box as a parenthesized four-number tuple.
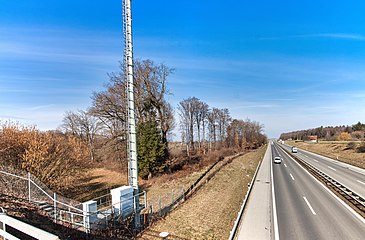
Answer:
(0, 121, 29, 168)
(357, 142, 365, 153)
(346, 141, 357, 150)
(21, 131, 89, 190)
(336, 132, 352, 141)
(351, 131, 364, 140)
(0, 121, 89, 192)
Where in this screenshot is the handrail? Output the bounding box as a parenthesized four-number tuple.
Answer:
(0, 213, 60, 240)
(0, 170, 27, 180)
(30, 179, 83, 213)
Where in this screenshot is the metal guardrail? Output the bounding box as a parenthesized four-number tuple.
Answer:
(277, 143, 365, 215)
(228, 156, 263, 240)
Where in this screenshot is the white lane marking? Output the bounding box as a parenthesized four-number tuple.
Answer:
(271, 149, 280, 240)
(300, 148, 365, 176)
(303, 196, 317, 215)
(281, 149, 365, 225)
(284, 163, 287, 168)
(313, 159, 319, 163)
(290, 173, 295, 181)
(357, 180, 365, 185)
(348, 168, 365, 175)
(328, 166, 337, 171)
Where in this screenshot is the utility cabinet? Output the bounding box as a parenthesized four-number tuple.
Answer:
(82, 200, 97, 230)
(111, 186, 134, 218)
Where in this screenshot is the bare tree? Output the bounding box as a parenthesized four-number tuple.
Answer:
(178, 97, 200, 151)
(200, 102, 209, 144)
(193, 100, 209, 149)
(206, 108, 222, 150)
(217, 108, 231, 145)
(61, 110, 103, 161)
(61, 111, 82, 136)
(90, 77, 127, 138)
(135, 60, 175, 144)
(226, 118, 266, 150)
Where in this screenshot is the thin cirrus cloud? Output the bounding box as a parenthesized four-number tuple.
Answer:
(0, 26, 122, 66)
(27, 105, 55, 111)
(0, 40, 119, 66)
(258, 33, 365, 41)
(0, 104, 71, 129)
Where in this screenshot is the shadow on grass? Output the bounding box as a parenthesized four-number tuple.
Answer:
(67, 181, 127, 202)
(64, 175, 109, 201)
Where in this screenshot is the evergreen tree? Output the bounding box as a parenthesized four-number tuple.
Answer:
(137, 120, 167, 179)
(352, 121, 365, 131)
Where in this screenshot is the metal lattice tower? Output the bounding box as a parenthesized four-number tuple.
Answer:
(122, 0, 140, 227)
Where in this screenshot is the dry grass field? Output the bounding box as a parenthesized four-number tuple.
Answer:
(138, 146, 266, 240)
(289, 141, 365, 169)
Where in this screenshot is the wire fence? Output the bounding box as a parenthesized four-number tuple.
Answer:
(144, 152, 246, 224)
(0, 165, 85, 228)
(0, 165, 145, 234)
(146, 187, 186, 219)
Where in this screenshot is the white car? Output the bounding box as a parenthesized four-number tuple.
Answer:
(274, 156, 282, 164)
(292, 147, 298, 153)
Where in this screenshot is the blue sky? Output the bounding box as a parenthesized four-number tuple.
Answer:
(1, 1, 365, 138)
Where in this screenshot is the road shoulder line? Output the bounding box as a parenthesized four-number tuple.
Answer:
(271, 147, 280, 240)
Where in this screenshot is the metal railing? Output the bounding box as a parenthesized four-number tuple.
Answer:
(0, 208, 59, 240)
(0, 167, 85, 228)
(0, 166, 146, 233)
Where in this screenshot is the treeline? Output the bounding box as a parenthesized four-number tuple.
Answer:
(280, 122, 365, 141)
(1, 59, 267, 182)
(60, 59, 266, 178)
(178, 97, 266, 153)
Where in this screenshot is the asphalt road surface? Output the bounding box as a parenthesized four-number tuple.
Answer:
(280, 144, 365, 198)
(271, 143, 365, 239)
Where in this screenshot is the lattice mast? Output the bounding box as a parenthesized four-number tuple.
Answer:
(122, 0, 140, 227)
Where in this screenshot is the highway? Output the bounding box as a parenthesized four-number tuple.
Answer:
(271, 143, 365, 239)
(280, 143, 365, 198)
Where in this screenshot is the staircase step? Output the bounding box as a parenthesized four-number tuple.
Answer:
(43, 207, 53, 212)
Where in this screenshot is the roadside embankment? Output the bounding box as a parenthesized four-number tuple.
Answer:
(139, 146, 266, 240)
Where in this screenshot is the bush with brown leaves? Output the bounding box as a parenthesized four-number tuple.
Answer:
(0, 121, 89, 192)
